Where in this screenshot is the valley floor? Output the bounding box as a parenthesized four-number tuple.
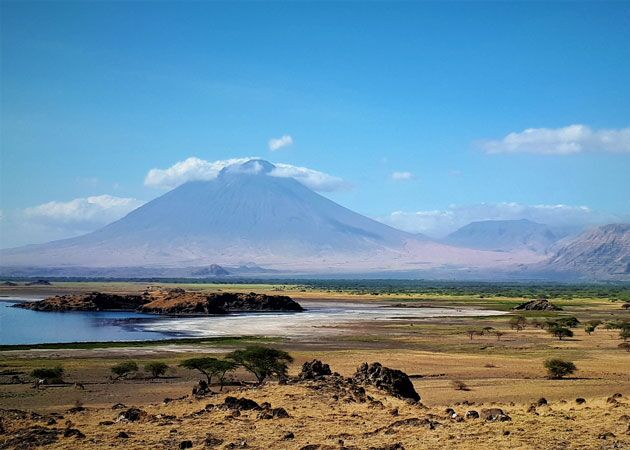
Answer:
(1, 282, 629, 449)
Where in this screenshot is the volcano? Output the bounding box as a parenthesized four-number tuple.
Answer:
(0, 160, 537, 274)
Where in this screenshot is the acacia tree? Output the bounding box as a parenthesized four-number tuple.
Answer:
(179, 358, 237, 390)
(509, 316, 527, 332)
(547, 326, 573, 340)
(111, 361, 138, 381)
(227, 346, 293, 385)
(544, 359, 577, 379)
(144, 361, 169, 379)
(465, 329, 478, 340)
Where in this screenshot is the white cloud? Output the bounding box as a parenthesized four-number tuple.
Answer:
(378, 202, 625, 237)
(479, 124, 630, 155)
(391, 171, 413, 181)
(144, 157, 256, 189)
(0, 195, 145, 248)
(24, 195, 144, 225)
(270, 163, 348, 192)
(144, 157, 348, 192)
(268, 135, 293, 151)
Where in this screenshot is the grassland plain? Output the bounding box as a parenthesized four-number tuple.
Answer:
(1, 281, 629, 449)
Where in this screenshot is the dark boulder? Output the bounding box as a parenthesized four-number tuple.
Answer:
(179, 440, 193, 449)
(576, 398, 586, 404)
(223, 397, 261, 411)
(192, 380, 211, 396)
(63, 428, 85, 439)
(537, 398, 548, 406)
(299, 360, 332, 380)
(116, 407, 146, 422)
(481, 408, 511, 421)
(257, 407, 290, 419)
(465, 410, 479, 419)
(353, 362, 420, 402)
(205, 434, 224, 447)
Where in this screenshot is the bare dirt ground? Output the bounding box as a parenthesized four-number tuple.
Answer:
(1, 283, 629, 449)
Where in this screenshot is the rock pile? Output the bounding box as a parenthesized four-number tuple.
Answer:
(514, 299, 562, 311)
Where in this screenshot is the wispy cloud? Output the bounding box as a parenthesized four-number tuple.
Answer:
(144, 157, 348, 192)
(391, 171, 413, 181)
(378, 202, 625, 237)
(479, 124, 630, 155)
(268, 134, 293, 151)
(24, 195, 144, 225)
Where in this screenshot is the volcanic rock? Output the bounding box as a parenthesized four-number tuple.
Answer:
(353, 362, 420, 402)
(514, 299, 562, 311)
(299, 360, 332, 380)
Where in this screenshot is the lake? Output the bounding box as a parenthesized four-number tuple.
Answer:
(0, 297, 506, 345)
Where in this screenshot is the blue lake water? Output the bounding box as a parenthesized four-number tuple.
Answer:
(0, 297, 506, 345)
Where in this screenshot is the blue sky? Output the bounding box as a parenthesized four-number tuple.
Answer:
(1, 1, 629, 247)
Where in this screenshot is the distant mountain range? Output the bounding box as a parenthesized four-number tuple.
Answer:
(0, 159, 627, 280)
(443, 219, 560, 253)
(542, 223, 630, 278)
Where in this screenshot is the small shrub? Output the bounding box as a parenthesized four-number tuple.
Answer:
(451, 380, 470, 391)
(111, 361, 138, 380)
(544, 359, 577, 379)
(31, 366, 64, 384)
(620, 328, 630, 341)
(144, 362, 169, 378)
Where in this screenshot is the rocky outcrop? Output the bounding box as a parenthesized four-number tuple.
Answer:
(15, 292, 147, 312)
(299, 360, 332, 380)
(353, 362, 420, 402)
(514, 299, 562, 311)
(15, 289, 303, 315)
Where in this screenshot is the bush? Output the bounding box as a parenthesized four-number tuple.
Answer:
(618, 342, 630, 352)
(31, 366, 64, 384)
(620, 328, 630, 341)
(179, 357, 237, 390)
(556, 317, 580, 328)
(144, 361, 169, 378)
(111, 361, 138, 380)
(227, 346, 293, 384)
(584, 325, 596, 335)
(544, 358, 577, 379)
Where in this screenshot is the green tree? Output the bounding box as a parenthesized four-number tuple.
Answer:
(31, 366, 64, 384)
(544, 359, 577, 379)
(547, 326, 573, 340)
(509, 316, 527, 331)
(179, 358, 237, 390)
(227, 346, 293, 385)
(110, 361, 138, 380)
(144, 361, 169, 378)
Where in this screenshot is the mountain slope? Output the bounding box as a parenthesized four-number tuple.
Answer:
(545, 223, 630, 278)
(444, 219, 559, 253)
